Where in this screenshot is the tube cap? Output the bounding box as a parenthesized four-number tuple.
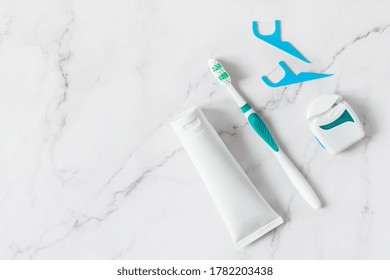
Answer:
(170, 106, 211, 141)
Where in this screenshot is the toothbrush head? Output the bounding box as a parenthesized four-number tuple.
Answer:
(208, 59, 231, 85)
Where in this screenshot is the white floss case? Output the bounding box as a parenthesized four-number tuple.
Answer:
(171, 106, 283, 248)
(307, 94, 365, 155)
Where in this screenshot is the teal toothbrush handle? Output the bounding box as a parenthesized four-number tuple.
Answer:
(241, 105, 321, 209)
(247, 112, 279, 152)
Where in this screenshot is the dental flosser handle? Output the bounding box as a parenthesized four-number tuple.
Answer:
(227, 85, 321, 209)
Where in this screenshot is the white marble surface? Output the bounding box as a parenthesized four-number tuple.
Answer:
(0, 0, 390, 259)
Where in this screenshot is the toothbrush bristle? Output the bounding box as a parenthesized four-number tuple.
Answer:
(208, 59, 231, 85)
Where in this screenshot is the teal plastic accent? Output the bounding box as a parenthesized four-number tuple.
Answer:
(240, 103, 251, 113)
(252, 20, 310, 63)
(248, 113, 279, 152)
(315, 136, 326, 150)
(319, 109, 354, 130)
(262, 61, 333, 88)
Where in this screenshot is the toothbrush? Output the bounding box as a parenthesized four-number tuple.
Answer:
(208, 59, 321, 209)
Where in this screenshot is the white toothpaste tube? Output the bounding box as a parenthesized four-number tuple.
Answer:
(171, 106, 283, 248)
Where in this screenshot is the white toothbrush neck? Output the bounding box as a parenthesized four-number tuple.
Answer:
(226, 84, 247, 108)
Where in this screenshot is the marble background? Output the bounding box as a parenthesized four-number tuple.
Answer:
(0, 0, 389, 259)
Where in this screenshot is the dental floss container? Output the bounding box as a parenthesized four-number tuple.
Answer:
(171, 106, 283, 248)
(307, 94, 365, 155)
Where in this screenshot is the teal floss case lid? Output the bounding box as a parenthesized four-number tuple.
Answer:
(306, 94, 365, 155)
